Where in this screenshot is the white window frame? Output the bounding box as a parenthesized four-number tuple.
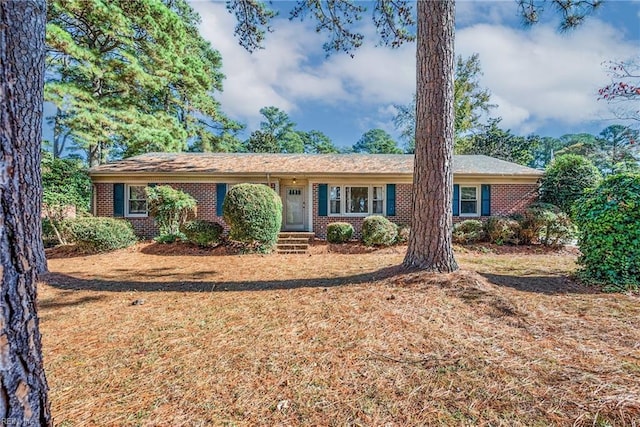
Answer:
(125, 184, 148, 217)
(328, 184, 385, 217)
(459, 185, 480, 217)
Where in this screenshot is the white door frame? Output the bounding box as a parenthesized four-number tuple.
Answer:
(283, 185, 306, 231)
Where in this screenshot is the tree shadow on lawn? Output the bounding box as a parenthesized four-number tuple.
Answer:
(42, 265, 407, 293)
(42, 266, 597, 295)
(479, 273, 597, 295)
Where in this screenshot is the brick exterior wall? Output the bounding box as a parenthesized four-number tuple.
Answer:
(95, 182, 226, 239)
(312, 183, 412, 239)
(95, 181, 538, 239)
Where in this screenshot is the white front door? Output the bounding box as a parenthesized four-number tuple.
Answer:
(284, 186, 305, 231)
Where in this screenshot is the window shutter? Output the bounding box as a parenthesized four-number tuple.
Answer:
(113, 183, 125, 217)
(481, 184, 491, 216)
(216, 183, 227, 217)
(386, 184, 396, 216)
(318, 184, 328, 217)
(452, 184, 460, 216)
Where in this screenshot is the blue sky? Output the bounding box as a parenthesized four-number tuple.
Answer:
(191, 0, 640, 149)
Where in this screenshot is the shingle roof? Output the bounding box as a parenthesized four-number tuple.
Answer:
(89, 153, 542, 177)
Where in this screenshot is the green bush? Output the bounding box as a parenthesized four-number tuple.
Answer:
(540, 154, 602, 214)
(572, 173, 640, 292)
(453, 220, 486, 244)
(146, 185, 197, 239)
(517, 203, 576, 246)
(222, 183, 282, 253)
(484, 216, 520, 245)
(63, 217, 137, 252)
(181, 220, 224, 247)
(361, 215, 398, 246)
(395, 224, 410, 244)
(326, 222, 354, 243)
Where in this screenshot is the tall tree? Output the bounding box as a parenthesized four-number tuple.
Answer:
(255, 106, 305, 153)
(352, 128, 403, 154)
(226, 0, 600, 272)
(598, 56, 639, 125)
(300, 130, 339, 153)
(46, 0, 237, 165)
(395, 53, 496, 153)
(457, 117, 537, 166)
(0, 0, 52, 423)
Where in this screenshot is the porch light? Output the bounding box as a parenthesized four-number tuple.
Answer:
(292, 177, 297, 184)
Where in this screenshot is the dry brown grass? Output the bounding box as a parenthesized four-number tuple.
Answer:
(40, 242, 640, 426)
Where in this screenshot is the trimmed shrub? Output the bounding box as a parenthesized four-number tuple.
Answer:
(452, 220, 486, 244)
(63, 217, 137, 252)
(326, 222, 354, 243)
(146, 185, 197, 241)
(540, 154, 602, 214)
(361, 215, 398, 246)
(484, 216, 520, 245)
(395, 224, 410, 244)
(517, 203, 576, 246)
(222, 183, 282, 253)
(181, 220, 224, 247)
(572, 173, 640, 292)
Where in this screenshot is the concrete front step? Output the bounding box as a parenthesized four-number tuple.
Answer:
(276, 232, 314, 254)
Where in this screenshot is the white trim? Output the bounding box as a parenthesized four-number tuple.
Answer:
(327, 184, 385, 217)
(458, 184, 480, 217)
(125, 184, 148, 218)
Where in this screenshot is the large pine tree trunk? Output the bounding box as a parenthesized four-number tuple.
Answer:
(403, 0, 458, 272)
(0, 1, 52, 424)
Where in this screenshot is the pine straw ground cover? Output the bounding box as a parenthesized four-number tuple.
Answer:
(40, 243, 639, 426)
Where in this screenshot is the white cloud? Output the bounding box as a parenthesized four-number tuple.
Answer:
(456, 19, 637, 133)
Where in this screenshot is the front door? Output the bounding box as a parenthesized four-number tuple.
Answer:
(284, 186, 305, 231)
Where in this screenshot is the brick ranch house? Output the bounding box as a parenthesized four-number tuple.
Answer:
(89, 153, 543, 239)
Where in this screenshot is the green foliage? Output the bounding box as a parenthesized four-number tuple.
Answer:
(63, 217, 137, 252)
(484, 217, 521, 245)
(326, 222, 354, 243)
(456, 118, 536, 166)
(222, 184, 282, 253)
(301, 130, 339, 153)
(181, 220, 224, 247)
(395, 224, 411, 244)
(572, 173, 640, 291)
(452, 220, 486, 244)
(361, 215, 398, 246)
(146, 186, 197, 239)
(46, 0, 238, 164)
(395, 54, 496, 152)
(516, 203, 576, 246)
(41, 152, 91, 211)
(352, 128, 402, 154)
(540, 154, 602, 214)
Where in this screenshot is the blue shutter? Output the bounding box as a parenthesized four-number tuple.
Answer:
(452, 184, 460, 217)
(318, 184, 328, 217)
(216, 183, 227, 216)
(481, 184, 491, 216)
(386, 184, 396, 216)
(113, 183, 125, 217)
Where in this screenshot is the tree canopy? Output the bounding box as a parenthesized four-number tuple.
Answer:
(352, 128, 402, 154)
(46, 0, 239, 164)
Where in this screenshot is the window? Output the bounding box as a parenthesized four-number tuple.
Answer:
(330, 186, 341, 214)
(460, 186, 478, 216)
(127, 185, 147, 216)
(346, 186, 368, 213)
(329, 185, 384, 216)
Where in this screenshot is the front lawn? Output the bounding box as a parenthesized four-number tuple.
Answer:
(40, 243, 640, 426)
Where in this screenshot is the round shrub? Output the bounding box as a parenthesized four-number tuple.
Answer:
(517, 203, 575, 246)
(63, 217, 137, 252)
(484, 216, 520, 245)
(222, 183, 282, 253)
(146, 185, 197, 239)
(540, 154, 601, 214)
(395, 224, 410, 244)
(453, 220, 486, 244)
(181, 220, 224, 247)
(572, 173, 640, 291)
(361, 215, 398, 246)
(326, 222, 354, 243)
